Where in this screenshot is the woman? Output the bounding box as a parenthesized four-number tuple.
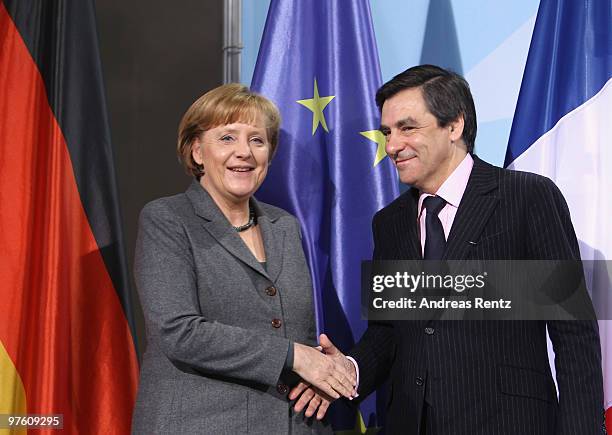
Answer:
(131, 84, 354, 434)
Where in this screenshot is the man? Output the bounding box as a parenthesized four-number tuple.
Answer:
(291, 65, 604, 434)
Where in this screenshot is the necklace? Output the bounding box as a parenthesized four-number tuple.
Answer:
(233, 205, 256, 232)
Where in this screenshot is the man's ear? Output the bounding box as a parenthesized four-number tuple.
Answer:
(449, 114, 465, 142)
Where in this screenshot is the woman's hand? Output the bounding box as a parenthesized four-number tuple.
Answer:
(289, 381, 332, 420)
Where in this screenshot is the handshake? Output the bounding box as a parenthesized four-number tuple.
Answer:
(290, 334, 357, 420)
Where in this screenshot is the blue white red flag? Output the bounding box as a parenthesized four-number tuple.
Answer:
(505, 0, 612, 431)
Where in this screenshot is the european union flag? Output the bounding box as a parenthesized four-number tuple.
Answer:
(251, 0, 398, 431)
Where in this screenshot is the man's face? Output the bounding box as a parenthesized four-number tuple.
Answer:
(380, 87, 465, 193)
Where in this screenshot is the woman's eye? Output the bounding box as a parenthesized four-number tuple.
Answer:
(251, 137, 265, 145)
(220, 135, 234, 142)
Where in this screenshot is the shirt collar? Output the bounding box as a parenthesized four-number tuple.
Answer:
(418, 153, 474, 215)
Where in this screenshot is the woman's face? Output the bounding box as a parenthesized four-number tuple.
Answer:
(192, 115, 271, 205)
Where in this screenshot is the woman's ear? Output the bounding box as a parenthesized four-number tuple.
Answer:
(191, 139, 203, 166)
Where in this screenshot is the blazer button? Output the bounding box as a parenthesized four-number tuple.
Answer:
(424, 327, 435, 335)
(415, 377, 424, 386)
(265, 286, 277, 296)
(271, 319, 282, 328)
(277, 383, 289, 395)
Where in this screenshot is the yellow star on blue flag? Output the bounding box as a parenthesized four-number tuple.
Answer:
(297, 78, 335, 135)
(359, 130, 388, 166)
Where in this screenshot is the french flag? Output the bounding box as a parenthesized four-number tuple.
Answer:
(505, 0, 612, 431)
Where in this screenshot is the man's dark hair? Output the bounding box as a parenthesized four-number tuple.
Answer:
(376, 64, 477, 153)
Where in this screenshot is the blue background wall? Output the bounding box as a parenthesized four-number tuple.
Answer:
(241, 0, 540, 167)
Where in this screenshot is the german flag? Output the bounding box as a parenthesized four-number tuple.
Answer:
(0, 0, 139, 433)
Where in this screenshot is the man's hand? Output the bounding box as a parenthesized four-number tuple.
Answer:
(292, 336, 356, 399)
(318, 333, 356, 381)
(290, 334, 357, 419)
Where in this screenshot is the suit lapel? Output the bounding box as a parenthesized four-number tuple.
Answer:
(393, 190, 422, 260)
(185, 180, 270, 278)
(444, 156, 499, 260)
(253, 201, 284, 283)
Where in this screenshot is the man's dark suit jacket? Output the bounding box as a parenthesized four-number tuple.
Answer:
(351, 156, 603, 435)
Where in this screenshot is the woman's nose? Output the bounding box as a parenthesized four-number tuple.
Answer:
(234, 136, 252, 157)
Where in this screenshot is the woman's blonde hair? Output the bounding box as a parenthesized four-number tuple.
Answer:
(177, 84, 281, 178)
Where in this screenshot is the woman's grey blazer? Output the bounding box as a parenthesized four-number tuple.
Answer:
(131, 180, 331, 434)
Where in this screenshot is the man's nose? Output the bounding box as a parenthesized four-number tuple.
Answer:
(385, 131, 402, 157)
